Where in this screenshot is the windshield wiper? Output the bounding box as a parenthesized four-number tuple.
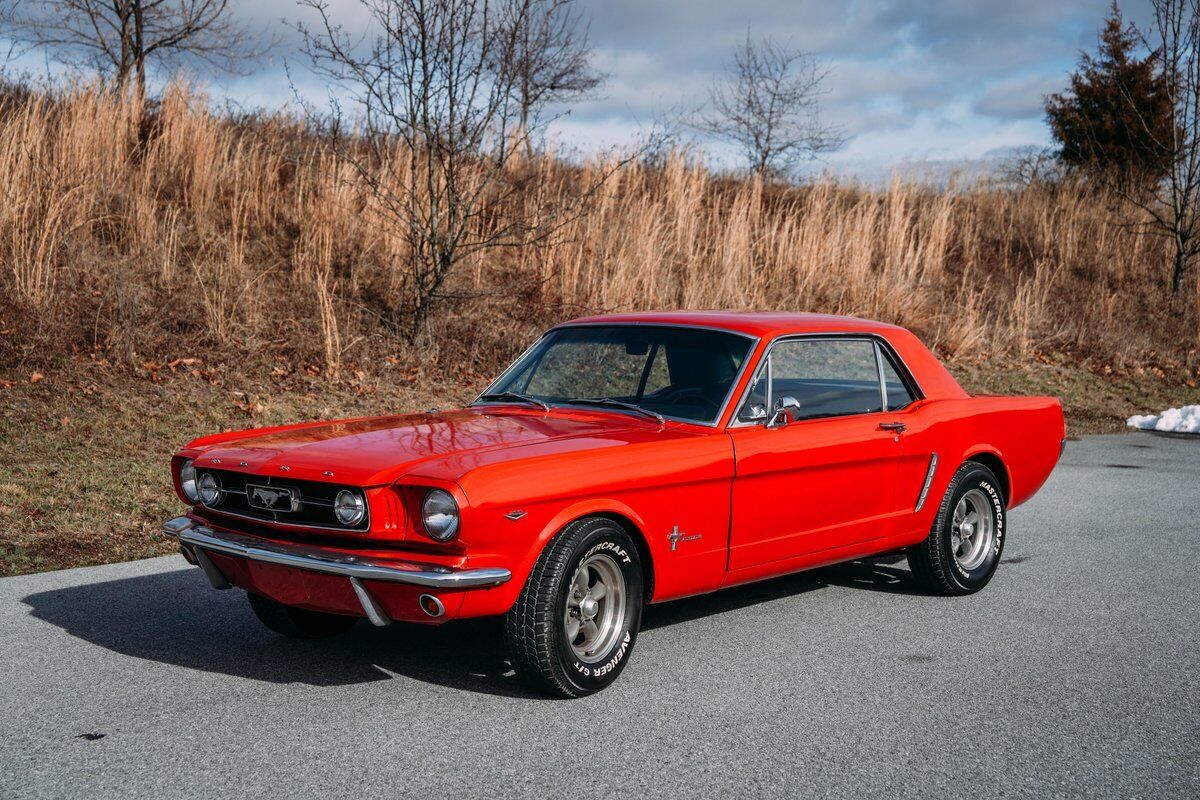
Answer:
(564, 398, 665, 424)
(473, 392, 550, 412)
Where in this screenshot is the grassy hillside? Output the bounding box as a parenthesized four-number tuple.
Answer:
(1, 83, 1197, 575)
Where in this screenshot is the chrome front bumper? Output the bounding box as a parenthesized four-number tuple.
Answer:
(162, 516, 511, 626)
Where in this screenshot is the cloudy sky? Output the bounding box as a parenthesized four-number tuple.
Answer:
(5, 0, 1158, 178)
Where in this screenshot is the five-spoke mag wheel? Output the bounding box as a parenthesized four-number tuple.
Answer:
(564, 552, 627, 663)
(951, 488, 997, 572)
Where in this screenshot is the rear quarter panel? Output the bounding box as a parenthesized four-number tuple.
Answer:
(893, 395, 1065, 544)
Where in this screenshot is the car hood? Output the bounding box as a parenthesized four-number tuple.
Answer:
(184, 408, 644, 486)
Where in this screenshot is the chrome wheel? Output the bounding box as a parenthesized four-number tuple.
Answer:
(952, 488, 995, 571)
(564, 553, 626, 663)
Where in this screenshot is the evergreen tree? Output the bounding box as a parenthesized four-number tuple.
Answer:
(1045, 2, 1174, 183)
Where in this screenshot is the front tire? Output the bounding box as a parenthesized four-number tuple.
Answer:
(247, 592, 358, 638)
(505, 517, 644, 698)
(908, 461, 1006, 595)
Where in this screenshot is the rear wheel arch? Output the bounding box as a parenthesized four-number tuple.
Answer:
(963, 449, 1010, 507)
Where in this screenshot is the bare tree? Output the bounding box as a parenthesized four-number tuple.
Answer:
(508, 0, 605, 155)
(699, 32, 844, 178)
(0, 1, 18, 71)
(296, 0, 629, 339)
(1128, 0, 1200, 294)
(998, 146, 1065, 191)
(3, 1, 254, 99)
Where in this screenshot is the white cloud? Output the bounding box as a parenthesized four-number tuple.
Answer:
(975, 74, 1068, 120)
(2, 0, 1145, 179)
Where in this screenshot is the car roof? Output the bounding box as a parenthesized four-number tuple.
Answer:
(559, 310, 905, 339)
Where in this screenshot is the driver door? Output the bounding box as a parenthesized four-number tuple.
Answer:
(727, 337, 904, 570)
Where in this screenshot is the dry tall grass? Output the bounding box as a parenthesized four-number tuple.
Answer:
(1, 83, 1196, 382)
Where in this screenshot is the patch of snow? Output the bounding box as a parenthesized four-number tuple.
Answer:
(1126, 405, 1200, 434)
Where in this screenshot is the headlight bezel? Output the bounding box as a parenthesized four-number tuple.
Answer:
(197, 471, 222, 506)
(179, 458, 199, 503)
(334, 489, 367, 527)
(421, 488, 460, 541)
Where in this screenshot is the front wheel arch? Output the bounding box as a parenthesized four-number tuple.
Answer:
(592, 512, 655, 603)
(531, 501, 656, 605)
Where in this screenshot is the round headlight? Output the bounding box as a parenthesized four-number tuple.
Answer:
(180, 459, 198, 503)
(422, 489, 460, 541)
(197, 472, 221, 505)
(334, 490, 366, 526)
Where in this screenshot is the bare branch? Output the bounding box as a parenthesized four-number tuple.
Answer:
(1120, 0, 1200, 293)
(697, 31, 845, 179)
(0, 1, 20, 72)
(2, 0, 266, 98)
(505, 0, 605, 155)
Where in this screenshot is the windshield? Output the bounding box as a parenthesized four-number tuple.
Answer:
(482, 325, 754, 424)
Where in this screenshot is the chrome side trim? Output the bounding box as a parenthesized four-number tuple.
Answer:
(915, 453, 939, 511)
(162, 517, 511, 589)
(349, 576, 391, 626)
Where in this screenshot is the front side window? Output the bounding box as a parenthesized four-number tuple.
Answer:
(739, 338, 885, 422)
(486, 325, 754, 424)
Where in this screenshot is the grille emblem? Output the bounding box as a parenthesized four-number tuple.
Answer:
(246, 484, 300, 513)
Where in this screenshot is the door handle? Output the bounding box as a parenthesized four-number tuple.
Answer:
(879, 422, 906, 433)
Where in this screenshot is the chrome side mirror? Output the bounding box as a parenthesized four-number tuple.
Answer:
(766, 396, 801, 429)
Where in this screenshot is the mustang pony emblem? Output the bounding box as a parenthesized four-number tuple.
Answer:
(247, 484, 298, 512)
(667, 525, 702, 552)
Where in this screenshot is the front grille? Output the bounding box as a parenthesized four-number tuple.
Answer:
(195, 468, 369, 532)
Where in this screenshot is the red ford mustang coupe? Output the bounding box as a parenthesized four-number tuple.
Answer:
(163, 311, 1065, 696)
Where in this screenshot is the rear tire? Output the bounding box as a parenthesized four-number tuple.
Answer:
(908, 461, 1006, 595)
(247, 592, 358, 639)
(505, 517, 643, 698)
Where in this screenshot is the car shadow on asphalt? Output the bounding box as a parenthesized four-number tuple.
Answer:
(21, 554, 925, 698)
(21, 567, 543, 698)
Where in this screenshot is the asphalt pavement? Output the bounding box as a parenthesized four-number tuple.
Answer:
(2, 433, 1198, 799)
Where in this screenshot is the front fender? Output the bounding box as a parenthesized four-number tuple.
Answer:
(456, 497, 649, 619)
